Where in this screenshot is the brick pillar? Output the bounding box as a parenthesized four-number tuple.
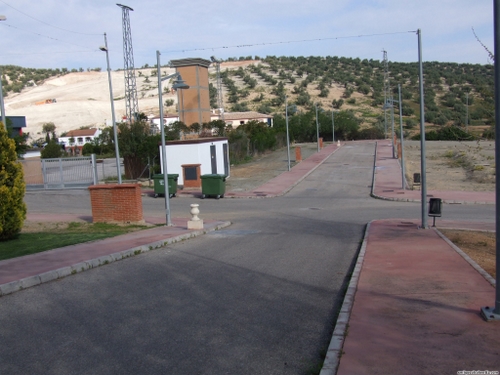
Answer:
(319, 137, 323, 149)
(88, 184, 144, 224)
(295, 146, 302, 162)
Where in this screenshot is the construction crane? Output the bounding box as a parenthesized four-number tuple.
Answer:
(210, 56, 224, 121)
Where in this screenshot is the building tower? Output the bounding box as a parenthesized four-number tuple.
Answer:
(117, 3, 139, 122)
(170, 58, 212, 127)
(210, 56, 224, 121)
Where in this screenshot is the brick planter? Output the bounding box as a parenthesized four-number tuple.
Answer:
(88, 184, 144, 224)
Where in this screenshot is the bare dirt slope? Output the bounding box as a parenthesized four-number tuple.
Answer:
(5, 67, 179, 139)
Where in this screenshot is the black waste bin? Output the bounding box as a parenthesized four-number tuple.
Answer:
(152, 174, 179, 198)
(428, 197, 442, 227)
(201, 174, 226, 199)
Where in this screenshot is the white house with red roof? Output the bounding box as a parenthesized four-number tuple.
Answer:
(58, 128, 101, 156)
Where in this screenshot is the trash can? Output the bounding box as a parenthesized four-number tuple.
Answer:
(200, 174, 226, 199)
(152, 174, 179, 198)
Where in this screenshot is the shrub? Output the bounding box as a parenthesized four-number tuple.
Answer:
(0, 125, 27, 240)
(41, 140, 63, 158)
(82, 143, 94, 156)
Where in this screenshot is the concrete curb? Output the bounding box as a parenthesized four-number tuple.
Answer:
(319, 221, 372, 375)
(0, 221, 231, 298)
(435, 228, 496, 287)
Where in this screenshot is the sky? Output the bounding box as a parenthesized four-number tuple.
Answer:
(0, 0, 494, 71)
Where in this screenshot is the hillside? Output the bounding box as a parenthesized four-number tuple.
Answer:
(2, 57, 494, 144)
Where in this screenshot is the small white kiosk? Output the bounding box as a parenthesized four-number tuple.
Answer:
(159, 137, 230, 188)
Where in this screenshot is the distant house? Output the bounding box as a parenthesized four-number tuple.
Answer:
(5, 116, 27, 137)
(150, 111, 273, 130)
(215, 111, 273, 128)
(58, 128, 101, 156)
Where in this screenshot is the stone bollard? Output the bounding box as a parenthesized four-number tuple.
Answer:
(295, 146, 302, 162)
(337, 140, 340, 147)
(319, 137, 323, 149)
(187, 203, 204, 230)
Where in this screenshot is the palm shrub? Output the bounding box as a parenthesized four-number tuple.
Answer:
(0, 124, 27, 240)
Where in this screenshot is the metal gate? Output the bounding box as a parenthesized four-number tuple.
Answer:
(22, 155, 98, 190)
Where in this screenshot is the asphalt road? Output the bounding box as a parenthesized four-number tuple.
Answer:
(5, 142, 495, 375)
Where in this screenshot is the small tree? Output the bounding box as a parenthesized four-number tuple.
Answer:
(0, 124, 27, 240)
(42, 122, 56, 143)
(41, 140, 63, 158)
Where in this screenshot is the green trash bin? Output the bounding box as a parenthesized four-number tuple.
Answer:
(152, 174, 179, 198)
(201, 174, 226, 199)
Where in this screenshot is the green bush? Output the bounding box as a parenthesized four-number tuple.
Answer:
(82, 143, 94, 156)
(411, 125, 475, 141)
(0, 124, 27, 240)
(41, 140, 63, 158)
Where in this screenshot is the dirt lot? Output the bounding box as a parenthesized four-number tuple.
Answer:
(404, 140, 495, 191)
(225, 142, 320, 192)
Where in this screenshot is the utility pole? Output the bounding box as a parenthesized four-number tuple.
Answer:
(466, 92, 469, 132)
(117, 4, 139, 122)
(382, 49, 389, 139)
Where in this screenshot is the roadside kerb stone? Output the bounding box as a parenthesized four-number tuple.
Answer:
(0, 221, 231, 298)
(435, 228, 496, 287)
(319, 221, 371, 375)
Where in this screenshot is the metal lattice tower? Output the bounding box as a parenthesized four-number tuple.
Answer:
(211, 56, 224, 121)
(117, 4, 139, 122)
(382, 49, 389, 138)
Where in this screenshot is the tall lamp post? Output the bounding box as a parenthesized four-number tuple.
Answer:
(0, 15, 6, 130)
(315, 103, 320, 152)
(417, 29, 428, 229)
(100, 33, 122, 184)
(480, 0, 500, 322)
(331, 107, 335, 143)
(285, 95, 291, 171)
(398, 84, 406, 190)
(156, 50, 189, 226)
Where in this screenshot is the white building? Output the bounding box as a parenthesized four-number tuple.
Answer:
(150, 111, 273, 130)
(58, 128, 101, 156)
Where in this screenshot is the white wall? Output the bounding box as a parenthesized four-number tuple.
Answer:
(159, 139, 229, 186)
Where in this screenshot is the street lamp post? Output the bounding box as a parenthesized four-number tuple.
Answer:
(417, 29, 428, 229)
(480, 0, 500, 322)
(331, 108, 335, 143)
(315, 103, 320, 152)
(156, 50, 189, 226)
(285, 95, 291, 171)
(100, 33, 122, 184)
(398, 84, 406, 190)
(0, 15, 6, 130)
(391, 96, 396, 159)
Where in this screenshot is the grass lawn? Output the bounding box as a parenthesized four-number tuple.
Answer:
(0, 222, 152, 261)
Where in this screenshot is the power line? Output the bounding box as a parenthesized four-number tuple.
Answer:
(163, 30, 416, 54)
(0, 22, 97, 52)
(0, 0, 102, 35)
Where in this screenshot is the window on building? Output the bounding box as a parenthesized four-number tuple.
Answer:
(85, 137, 91, 142)
(77, 137, 83, 144)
